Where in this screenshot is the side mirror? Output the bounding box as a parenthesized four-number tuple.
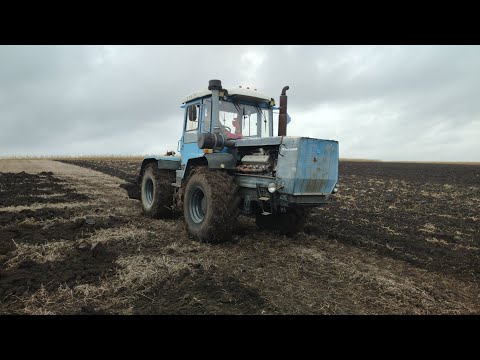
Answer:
(188, 105, 197, 121)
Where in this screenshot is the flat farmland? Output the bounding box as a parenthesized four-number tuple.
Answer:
(0, 159, 479, 314)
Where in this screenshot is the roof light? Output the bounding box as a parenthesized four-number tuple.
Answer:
(247, 87, 250, 89)
(239, 85, 242, 88)
(254, 88, 257, 91)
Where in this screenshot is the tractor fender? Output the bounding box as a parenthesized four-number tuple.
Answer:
(138, 157, 181, 182)
(204, 153, 236, 170)
(138, 158, 157, 182)
(183, 153, 236, 180)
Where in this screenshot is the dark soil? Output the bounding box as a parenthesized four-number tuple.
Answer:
(339, 161, 480, 186)
(0, 169, 124, 313)
(73, 306, 114, 315)
(59, 160, 140, 183)
(0, 207, 77, 226)
(0, 243, 118, 299)
(308, 161, 480, 280)
(0, 215, 129, 248)
(0, 172, 89, 206)
(2, 159, 477, 314)
(59, 160, 142, 200)
(0, 237, 15, 256)
(58, 159, 142, 199)
(133, 267, 268, 315)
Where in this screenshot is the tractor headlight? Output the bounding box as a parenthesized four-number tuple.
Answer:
(268, 183, 277, 193)
(333, 183, 339, 193)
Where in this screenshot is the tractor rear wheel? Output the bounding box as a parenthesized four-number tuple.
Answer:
(255, 207, 309, 236)
(183, 168, 240, 243)
(141, 163, 175, 218)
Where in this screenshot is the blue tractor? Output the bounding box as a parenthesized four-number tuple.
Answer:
(134, 80, 339, 243)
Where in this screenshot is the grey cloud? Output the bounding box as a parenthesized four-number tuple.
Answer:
(0, 45, 479, 161)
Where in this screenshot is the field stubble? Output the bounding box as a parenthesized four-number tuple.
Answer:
(0, 159, 479, 314)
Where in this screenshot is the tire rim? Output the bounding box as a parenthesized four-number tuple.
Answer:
(190, 186, 206, 224)
(144, 178, 154, 206)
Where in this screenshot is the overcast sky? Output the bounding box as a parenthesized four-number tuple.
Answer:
(1, 45, 479, 161)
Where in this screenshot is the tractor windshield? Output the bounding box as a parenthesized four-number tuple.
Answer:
(203, 98, 270, 139)
(219, 100, 270, 138)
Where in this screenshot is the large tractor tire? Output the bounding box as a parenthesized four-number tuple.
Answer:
(183, 168, 240, 243)
(141, 163, 175, 218)
(255, 207, 309, 236)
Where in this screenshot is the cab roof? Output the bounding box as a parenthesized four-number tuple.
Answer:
(181, 87, 271, 104)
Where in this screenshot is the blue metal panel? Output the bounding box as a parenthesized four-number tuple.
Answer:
(181, 142, 203, 165)
(275, 137, 302, 194)
(275, 137, 338, 196)
(293, 139, 338, 195)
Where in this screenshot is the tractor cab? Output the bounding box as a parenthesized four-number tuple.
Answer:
(180, 85, 275, 164)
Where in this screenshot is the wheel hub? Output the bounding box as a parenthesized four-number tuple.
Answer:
(190, 186, 206, 223)
(144, 179, 154, 206)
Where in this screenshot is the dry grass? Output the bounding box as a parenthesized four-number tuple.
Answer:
(0, 201, 99, 213)
(3, 242, 71, 270)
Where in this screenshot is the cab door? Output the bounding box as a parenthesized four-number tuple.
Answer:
(180, 101, 204, 165)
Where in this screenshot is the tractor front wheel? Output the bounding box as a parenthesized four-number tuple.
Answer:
(183, 168, 240, 243)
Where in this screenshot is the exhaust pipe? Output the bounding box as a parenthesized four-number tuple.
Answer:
(278, 86, 289, 136)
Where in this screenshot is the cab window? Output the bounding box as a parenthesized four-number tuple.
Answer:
(185, 104, 200, 131)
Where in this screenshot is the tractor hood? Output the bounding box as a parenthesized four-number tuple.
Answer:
(234, 136, 336, 148)
(275, 137, 339, 195)
(235, 136, 284, 147)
